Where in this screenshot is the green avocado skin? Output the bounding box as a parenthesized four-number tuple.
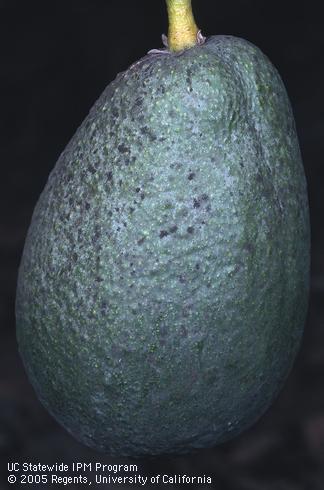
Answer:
(16, 35, 310, 457)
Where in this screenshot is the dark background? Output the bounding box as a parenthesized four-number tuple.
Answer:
(1, 0, 323, 488)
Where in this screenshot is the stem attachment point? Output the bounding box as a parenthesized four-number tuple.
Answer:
(166, 0, 203, 52)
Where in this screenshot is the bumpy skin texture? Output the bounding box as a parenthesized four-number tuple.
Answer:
(16, 36, 310, 457)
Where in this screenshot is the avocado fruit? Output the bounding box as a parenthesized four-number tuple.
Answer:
(16, 35, 310, 457)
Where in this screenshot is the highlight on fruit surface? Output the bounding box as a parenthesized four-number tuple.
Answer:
(16, 0, 310, 457)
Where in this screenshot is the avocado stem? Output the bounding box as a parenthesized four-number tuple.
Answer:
(166, 0, 200, 52)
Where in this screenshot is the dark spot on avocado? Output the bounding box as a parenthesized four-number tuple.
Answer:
(129, 207, 135, 214)
(85, 202, 90, 210)
(137, 237, 146, 245)
(88, 165, 96, 175)
(111, 107, 119, 118)
(118, 143, 129, 154)
(256, 173, 263, 184)
(179, 275, 186, 283)
(65, 172, 73, 182)
(187, 226, 194, 234)
(141, 126, 157, 141)
(101, 301, 108, 311)
(94, 225, 101, 239)
(188, 172, 195, 180)
(243, 242, 256, 254)
(193, 198, 200, 208)
(140, 193, 145, 200)
(159, 230, 169, 239)
(134, 98, 143, 107)
(72, 252, 78, 262)
(182, 303, 193, 318)
(164, 201, 173, 210)
(135, 187, 141, 193)
(194, 194, 209, 209)
(233, 264, 241, 274)
(169, 225, 178, 233)
(186, 68, 193, 92)
(195, 263, 200, 270)
(107, 171, 113, 181)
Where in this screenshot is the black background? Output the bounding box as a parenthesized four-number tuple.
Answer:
(1, 0, 324, 488)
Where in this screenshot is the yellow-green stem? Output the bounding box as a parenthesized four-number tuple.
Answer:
(166, 0, 199, 52)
